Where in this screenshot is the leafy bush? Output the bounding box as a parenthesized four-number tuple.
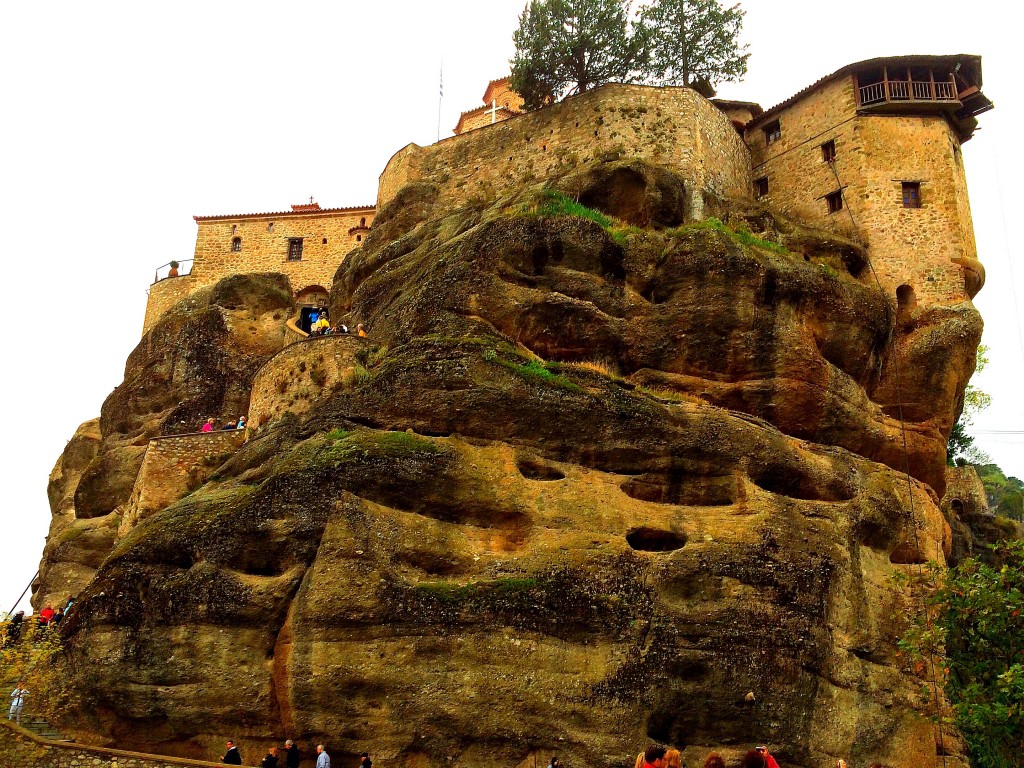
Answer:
(899, 541, 1024, 768)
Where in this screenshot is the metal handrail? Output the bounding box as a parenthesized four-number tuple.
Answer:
(152, 259, 195, 284)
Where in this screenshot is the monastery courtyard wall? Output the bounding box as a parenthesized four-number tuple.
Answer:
(379, 83, 752, 220)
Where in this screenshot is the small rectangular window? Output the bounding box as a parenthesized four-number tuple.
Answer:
(288, 238, 304, 261)
(826, 190, 843, 214)
(754, 177, 769, 199)
(763, 120, 781, 145)
(821, 140, 836, 163)
(902, 181, 921, 208)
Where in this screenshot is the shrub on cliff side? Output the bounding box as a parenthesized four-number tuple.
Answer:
(899, 540, 1024, 768)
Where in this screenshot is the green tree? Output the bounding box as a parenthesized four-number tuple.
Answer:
(948, 344, 992, 464)
(0, 617, 73, 724)
(639, 0, 749, 89)
(900, 541, 1024, 768)
(510, 0, 650, 110)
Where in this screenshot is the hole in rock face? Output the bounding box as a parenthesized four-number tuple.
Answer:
(750, 465, 854, 502)
(889, 543, 927, 565)
(626, 527, 687, 552)
(516, 456, 566, 481)
(579, 167, 649, 225)
(621, 472, 736, 506)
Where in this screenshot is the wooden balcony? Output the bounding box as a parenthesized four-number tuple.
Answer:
(858, 78, 959, 108)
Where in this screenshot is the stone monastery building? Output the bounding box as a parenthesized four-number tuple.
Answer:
(143, 55, 992, 335)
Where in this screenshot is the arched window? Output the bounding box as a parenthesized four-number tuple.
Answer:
(232, 237, 242, 252)
(268, 222, 275, 233)
(896, 284, 916, 309)
(360, 217, 366, 227)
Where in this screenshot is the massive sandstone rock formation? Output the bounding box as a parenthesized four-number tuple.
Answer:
(36, 160, 996, 768)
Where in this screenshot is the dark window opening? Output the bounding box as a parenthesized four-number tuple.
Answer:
(288, 238, 303, 261)
(826, 190, 844, 214)
(821, 139, 836, 163)
(231, 237, 241, 252)
(902, 181, 922, 208)
(896, 284, 917, 309)
(763, 120, 781, 145)
(754, 176, 769, 199)
(268, 222, 275, 233)
(356, 235, 362, 242)
(359, 217, 366, 227)
(322, 238, 327, 244)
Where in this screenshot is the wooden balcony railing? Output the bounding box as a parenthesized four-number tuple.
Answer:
(859, 79, 958, 107)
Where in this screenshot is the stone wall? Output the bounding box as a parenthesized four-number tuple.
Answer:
(0, 721, 228, 768)
(192, 208, 375, 298)
(143, 208, 375, 334)
(119, 430, 246, 535)
(378, 83, 752, 220)
(247, 335, 368, 432)
(143, 274, 198, 336)
(746, 75, 975, 305)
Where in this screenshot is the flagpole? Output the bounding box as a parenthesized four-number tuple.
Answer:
(437, 59, 443, 143)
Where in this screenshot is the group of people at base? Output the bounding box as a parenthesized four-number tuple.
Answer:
(624, 742, 888, 768)
(202, 416, 247, 432)
(221, 738, 372, 768)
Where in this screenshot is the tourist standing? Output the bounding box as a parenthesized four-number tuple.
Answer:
(222, 740, 242, 764)
(665, 749, 682, 768)
(643, 745, 668, 768)
(703, 754, 725, 768)
(359, 752, 372, 768)
(202, 418, 215, 433)
(756, 746, 780, 768)
(261, 746, 280, 768)
(316, 743, 331, 768)
(284, 739, 301, 768)
(8, 682, 28, 724)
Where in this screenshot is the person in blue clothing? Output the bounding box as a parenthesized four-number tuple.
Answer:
(316, 743, 331, 768)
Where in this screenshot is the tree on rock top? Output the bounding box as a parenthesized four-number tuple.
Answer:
(639, 0, 749, 89)
(510, 0, 650, 110)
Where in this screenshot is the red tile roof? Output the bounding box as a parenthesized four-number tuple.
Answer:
(194, 204, 375, 222)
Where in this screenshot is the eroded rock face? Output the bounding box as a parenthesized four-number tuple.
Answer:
(34, 274, 294, 609)
(44, 164, 987, 768)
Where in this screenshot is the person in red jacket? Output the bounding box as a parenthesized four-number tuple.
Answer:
(756, 746, 781, 768)
(38, 605, 55, 625)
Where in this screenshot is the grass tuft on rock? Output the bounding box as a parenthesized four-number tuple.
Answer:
(680, 217, 788, 254)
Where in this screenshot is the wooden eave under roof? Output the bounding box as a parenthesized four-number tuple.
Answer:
(746, 54, 990, 138)
(194, 204, 375, 222)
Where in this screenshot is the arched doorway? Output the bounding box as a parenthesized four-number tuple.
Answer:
(295, 285, 329, 334)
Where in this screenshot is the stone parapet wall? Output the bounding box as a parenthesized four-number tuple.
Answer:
(144, 274, 199, 335)
(0, 721, 229, 768)
(378, 84, 752, 219)
(247, 335, 368, 432)
(119, 430, 246, 535)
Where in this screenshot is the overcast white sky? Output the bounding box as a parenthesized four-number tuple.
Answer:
(1, 1, 1019, 614)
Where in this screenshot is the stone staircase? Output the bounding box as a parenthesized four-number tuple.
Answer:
(19, 715, 66, 741)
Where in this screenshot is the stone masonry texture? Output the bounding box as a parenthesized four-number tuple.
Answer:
(746, 75, 977, 305)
